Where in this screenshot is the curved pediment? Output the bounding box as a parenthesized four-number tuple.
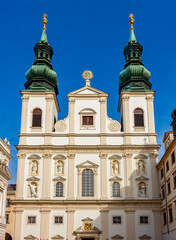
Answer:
(135, 176, 149, 181)
(53, 154, 66, 160)
(28, 154, 41, 160)
(134, 154, 148, 160)
(26, 176, 40, 181)
(109, 154, 122, 160)
(79, 108, 96, 114)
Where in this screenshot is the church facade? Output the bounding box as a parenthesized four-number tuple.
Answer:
(14, 15, 162, 240)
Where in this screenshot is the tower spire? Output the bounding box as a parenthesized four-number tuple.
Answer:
(119, 14, 151, 93)
(24, 14, 58, 95)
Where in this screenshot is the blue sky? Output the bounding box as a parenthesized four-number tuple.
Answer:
(0, 0, 175, 183)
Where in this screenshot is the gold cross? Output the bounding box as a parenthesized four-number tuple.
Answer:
(42, 13, 48, 30)
(129, 13, 134, 30)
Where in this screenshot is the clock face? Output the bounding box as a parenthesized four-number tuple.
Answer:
(84, 222, 91, 231)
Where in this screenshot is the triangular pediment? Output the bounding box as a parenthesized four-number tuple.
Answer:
(51, 235, 64, 239)
(67, 85, 108, 96)
(135, 175, 149, 181)
(109, 176, 122, 181)
(53, 176, 66, 181)
(82, 217, 93, 221)
(26, 176, 40, 181)
(76, 160, 99, 168)
(112, 234, 124, 239)
(139, 234, 151, 239)
(134, 154, 148, 160)
(24, 235, 36, 239)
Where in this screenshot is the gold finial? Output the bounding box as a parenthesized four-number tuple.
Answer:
(42, 14, 48, 30)
(129, 13, 134, 30)
(82, 70, 93, 86)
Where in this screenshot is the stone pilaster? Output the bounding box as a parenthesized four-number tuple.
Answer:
(100, 209, 109, 239)
(14, 208, 23, 240)
(69, 98, 75, 145)
(123, 153, 133, 199)
(99, 98, 107, 145)
(150, 152, 159, 199)
(68, 153, 75, 200)
(100, 153, 108, 200)
(16, 154, 26, 199)
(20, 95, 29, 133)
(122, 95, 131, 144)
(66, 209, 75, 240)
(40, 208, 50, 239)
(146, 94, 156, 144)
(125, 209, 135, 240)
(42, 153, 52, 199)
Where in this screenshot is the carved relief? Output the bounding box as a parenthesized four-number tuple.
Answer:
(108, 120, 121, 132)
(55, 120, 67, 132)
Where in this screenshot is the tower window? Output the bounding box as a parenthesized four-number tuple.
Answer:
(32, 108, 42, 127)
(133, 52, 135, 57)
(82, 116, 93, 125)
(112, 182, 120, 197)
(40, 52, 43, 57)
(46, 53, 48, 59)
(82, 169, 94, 197)
(56, 182, 63, 197)
(134, 108, 144, 127)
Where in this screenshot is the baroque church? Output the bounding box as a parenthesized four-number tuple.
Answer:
(14, 14, 162, 240)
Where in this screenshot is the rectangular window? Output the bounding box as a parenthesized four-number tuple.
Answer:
(6, 198, 10, 207)
(166, 161, 169, 172)
(167, 181, 171, 194)
(55, 216, 63, 224)
(161, 168, 164, 179)
(113, 216, 121, 224)
(162, 187, 165, 199)
(82, 116, 93, 125)
(169, 208, 173, 222)
(174, 176, 176, 189)
(28, 216, 36, 224)
(6, 214, 9, 224)
(171, 152, 175, 164)
(163, 212, 166, 225)
(140, 216, 148, 224)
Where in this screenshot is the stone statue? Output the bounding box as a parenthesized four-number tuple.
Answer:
(139, 183, 146, 197)
(57, 161, 63, 174)
(29, 183, 37, 197)
(113, 161, 119, 174)
(138, 161, 144, 174)
(31, 161, 38, 174)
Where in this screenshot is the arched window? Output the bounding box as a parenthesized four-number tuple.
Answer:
(56, 182, 63, 197)
(32, 108, 42, 127)
(134, 108, 144, 127)
(112, 182, 120, 197)
(82, 169, 94, 197)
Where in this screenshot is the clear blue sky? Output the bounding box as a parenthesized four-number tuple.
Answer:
(0, 0, 175, 183)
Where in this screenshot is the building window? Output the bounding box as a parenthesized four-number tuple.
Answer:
(134, 108, 144, 127)
(113, 216, 121, 224)
(82, 169, 94, 197)
(166, 161, 169, 172)
(163, 212, 166, 225)
(32, 108, 42, 127)
(169, 207, 173, 222)
(161, 168, 164, 179)
(167, 181, 171, 194)
(6, 198, 10, 207)
(162, 187, 165, 199)
(140, 216, 148, 224)
(112, 182, 120, 197)
(82, 116, 93, 125)
(171, 151, 175, 164)
(6, 214, 9, 224)
(55, 216, 63, 224)
(174, 176, 176, 189)
(28, 216, 36, 224)
(56, 182, 63, 197)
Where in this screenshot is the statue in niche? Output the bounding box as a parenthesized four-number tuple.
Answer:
(31, 161, 38, 174)
(139, 182, 146, 197)
(113, 161, 119, 175)
(57, 161, 63, 174)
(138, 161, 145, 174)
(29, 182, 37, 197)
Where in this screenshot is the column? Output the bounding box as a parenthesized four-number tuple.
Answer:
(124, 153, 133, 199)
(77, 169, 81, 199)
(42, 153, 52, 199)
(69, 98, 75, 145)
(100, 153, 108, 200)
(94, 168, 98, 199)
(40, 208, 50, 239)
(100, 209, 109, 239)
(68, 154, 75, 200)
(153, 209, 162, 240)
(125, 209, 135, 240)
(99, 98, 107, 145)
(122, 95, 131, 144)
(66, 209, 75, 240)
(16, 154, 26, 199)
(150, 153, 159, 199)
(14, 208, 23, 240)
(45, 95, 54, 144)
(146, 94, 156, 144)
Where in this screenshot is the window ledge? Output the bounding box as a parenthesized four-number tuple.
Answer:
(133, 126, 146, 132)
(30, 127, 43, 132)
(80, 125, 95, 130)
